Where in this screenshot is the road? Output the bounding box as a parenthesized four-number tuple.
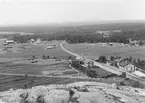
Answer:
(60, 41, 122, 75)
(60, 41, 145, 84)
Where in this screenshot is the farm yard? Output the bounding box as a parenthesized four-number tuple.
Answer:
(64, 42, 145, 60)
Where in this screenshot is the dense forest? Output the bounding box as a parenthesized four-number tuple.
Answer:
(1, 22, 145, 44)
(11, 30, 144, 44)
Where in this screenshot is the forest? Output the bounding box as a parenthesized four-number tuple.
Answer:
(2, 22, 145, 44)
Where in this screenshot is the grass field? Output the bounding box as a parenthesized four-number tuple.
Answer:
(0, 60, 79, 76)
(64, 43, 145, 60)
(0, 75, 92, 91)
(0, 75, 143, 91)
(0, 41, 70, 58)
(0, 41, 78, 76)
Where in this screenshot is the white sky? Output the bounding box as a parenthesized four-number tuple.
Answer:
(0, 0, 145, 26)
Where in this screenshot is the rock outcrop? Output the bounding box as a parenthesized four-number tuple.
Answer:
(0, 82, 145, 103)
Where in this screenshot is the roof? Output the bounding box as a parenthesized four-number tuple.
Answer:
(5, 40, 14, 43)
(71, 59, 84, 62)
(107, 60, 114, 64)
(119, 61, 133, 67)
(115, 59, 121, 63)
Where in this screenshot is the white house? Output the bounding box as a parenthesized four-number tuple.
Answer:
(46, 45, 56, 49)
(2, 40, 15, 45)
(29, 39, 35, 43)
(119, 61, 136, 72)
(35, 38, 42, 44)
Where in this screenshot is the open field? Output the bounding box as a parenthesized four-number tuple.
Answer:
(0, 62, 77, 75)
(0, 40, 79, 76)
(0, 41, 70, 58)
(0, 74, 144, 92)
(64, 42, 145, 60)
(0, 75, 94, 91)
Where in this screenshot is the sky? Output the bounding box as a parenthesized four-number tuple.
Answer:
(0, 0, 145, 26)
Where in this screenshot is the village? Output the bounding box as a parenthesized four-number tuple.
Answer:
(69, 51, 145, 78)
(1, 38, 57, 53)
(1, 38, 145, 78)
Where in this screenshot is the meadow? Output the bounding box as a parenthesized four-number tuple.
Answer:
(64, 43, 145, 60)
(0, 75, 91, 91)
(0, 40, 79, 76)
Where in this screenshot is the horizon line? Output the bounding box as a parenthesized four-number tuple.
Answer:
(1, 19, 145, 27)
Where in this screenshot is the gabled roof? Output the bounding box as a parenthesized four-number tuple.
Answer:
(5, 40, 14, 43)
(107, 60, 114, 64)
(119, 61, 133, 67)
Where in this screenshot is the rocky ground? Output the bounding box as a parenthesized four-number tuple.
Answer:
(0, 82, 145, 103)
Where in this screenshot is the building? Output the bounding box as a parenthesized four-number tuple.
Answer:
(46, 45, 56, 49)
(2, 40, 15, 45)
(119, 61, 136, 72)
(35, 38, 42, 44)
(87, 61, 94, 68)
(29, 39, 35, 43)
(70, 59, 84, 67)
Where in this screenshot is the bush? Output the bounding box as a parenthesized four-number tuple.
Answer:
(119, 72, 126, 78)
(19, 92, 30, 103)
(96, 56, 107, 63)
(125, 79, 145, 89)
(131, 81, 144, 88)
(119, 81, 126, 86)
(36, 95, 45, 103)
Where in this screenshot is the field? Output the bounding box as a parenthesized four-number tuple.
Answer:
(1, 40, 144, 91)
(0, 75, 93, 91)
(0, 40, 79, 76)
(0, 41, 70, 58)
(0, 40, 88, 91)
(64, 42, 145, 60)
(0, 74, 143, 91)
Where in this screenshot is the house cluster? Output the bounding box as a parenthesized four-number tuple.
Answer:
(70, 55, 145, 78)
(107, 58, 136, 73)
(106, 58, 145, 77)
(29, 38, 42, 44)
(128, 38, 140, 47)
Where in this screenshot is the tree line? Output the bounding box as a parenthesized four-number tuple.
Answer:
(11, 32, 130, 44)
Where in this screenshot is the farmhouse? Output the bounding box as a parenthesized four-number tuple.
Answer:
(71, 59, 84, 65)
(119, 61, 135, 72)
(2, 40, 15, 45)
(35, 38, 42, 44)
(46, 45, 56, 49)
(29, 39, 35, 43)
